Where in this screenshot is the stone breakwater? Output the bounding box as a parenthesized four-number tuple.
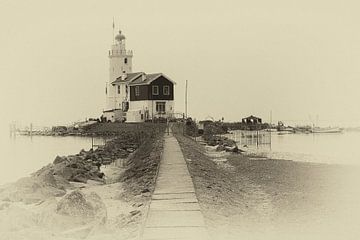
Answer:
(43, 133, 140, 184)
(0, 132, 142, 204)
(0, 123, 166, 204)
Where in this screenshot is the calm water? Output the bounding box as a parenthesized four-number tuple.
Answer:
(229, 130, 360, 165)
(0, 130, 105, 185)
(2, 128, 360, 185)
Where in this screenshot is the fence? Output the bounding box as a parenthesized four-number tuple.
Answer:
(225, 130, 271, 148)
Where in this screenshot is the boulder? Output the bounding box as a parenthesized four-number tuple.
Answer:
(79, 149, 87, 156)
(225, 145, 239, 153)
(72, 174, 88, 183)
(53, 155, 66, 164)
(216, 145, 226, 152)
(35, 169, 58, 188)
(96, 172, 105, 178)
(56, 190, 107, 223)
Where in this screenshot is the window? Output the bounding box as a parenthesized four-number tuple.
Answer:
(156, 102, 166, 113)
(163, 85, 170, 95)
(152, 85, 159, 95)
(105, 86, 107, 94)
(124, 58, 128, 64)
(135, 86, 140, 96)
(117, 85, 121, 94)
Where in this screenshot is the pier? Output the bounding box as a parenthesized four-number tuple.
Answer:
(141, 132, 209, 240)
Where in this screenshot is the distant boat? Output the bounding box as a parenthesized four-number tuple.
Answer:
(311, 127, 343, 133)
(277, 129, 294, 135)
(276, 121, 295, 134)
(265, 128, 277, 132)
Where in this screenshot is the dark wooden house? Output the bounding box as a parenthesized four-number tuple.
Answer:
(111, 72, 175, 122)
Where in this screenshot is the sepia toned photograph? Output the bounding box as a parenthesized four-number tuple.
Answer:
(1, 1, 360, 239)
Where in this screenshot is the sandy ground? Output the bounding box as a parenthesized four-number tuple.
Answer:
(174, 132, 360, 240)
(0, 164, 147, 240)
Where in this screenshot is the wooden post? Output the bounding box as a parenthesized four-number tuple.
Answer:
(239, 131, 241, 147)
(185, 80, 188, 119)
(152, 100, 154, 123)
(166, 118, 170, 135)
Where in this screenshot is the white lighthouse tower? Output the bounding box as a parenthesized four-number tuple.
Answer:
(103, 30, 133, 121)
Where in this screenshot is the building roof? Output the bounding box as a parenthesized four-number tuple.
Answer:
(112, 72, 176, 86)
(112, 72, 144, 85)
(129, 73, 161, 86)
(242, 115, 262, 120)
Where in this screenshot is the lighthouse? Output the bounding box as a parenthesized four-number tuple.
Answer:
(103, 30, 133, 121)
(102, 28, 176, 123)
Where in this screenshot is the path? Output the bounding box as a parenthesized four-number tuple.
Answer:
(141, 133, 209, 240)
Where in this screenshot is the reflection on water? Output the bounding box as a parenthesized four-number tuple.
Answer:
(229, 130, 360, 165)
(0, 133, 105, 185)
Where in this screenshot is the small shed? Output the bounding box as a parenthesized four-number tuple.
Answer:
(242, 115, 262, 125)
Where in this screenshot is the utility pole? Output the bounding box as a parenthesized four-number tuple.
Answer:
(270, 110, 272, 150)
(112, 18, 115, 45)
(185, 80, 188, 119)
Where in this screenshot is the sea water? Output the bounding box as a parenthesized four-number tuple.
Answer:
(0, 128, 105, 185)
(229, 130, 360, 165)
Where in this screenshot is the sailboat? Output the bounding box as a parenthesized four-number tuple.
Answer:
(311, 127, 343, 133)
(309, 115, 343, 133)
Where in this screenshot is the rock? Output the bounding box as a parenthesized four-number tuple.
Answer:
(126, 148, 135, 153)
(132, 202, 143, 207)
(54, 166, 86, 181)
(141, 191, 151, 197)
(79, 149, 87, 155)
(216, 145, 226, 152)
(68, 162, 79, 168)
(56, 190, 107, 223)
(102, 157, 112, 164)
(224, 145, 238, 152)
(141, 188, 150, 193)
(94, 161, 101, 168)
(72, 174, 88, 183)
(54, 155, 66, 164)
(35, 169, 58, 188)
(96, 172, 105, 178)
(130, 210, 140, 216)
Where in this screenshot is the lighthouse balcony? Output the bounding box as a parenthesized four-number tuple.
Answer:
(108, 49, 133, 57)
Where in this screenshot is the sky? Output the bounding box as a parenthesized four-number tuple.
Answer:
(1, 0, 360, 127)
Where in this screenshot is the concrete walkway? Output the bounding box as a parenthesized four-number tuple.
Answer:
(141, 133, 209, 240)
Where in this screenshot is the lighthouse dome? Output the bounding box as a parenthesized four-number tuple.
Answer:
(115, 31, 126, 42)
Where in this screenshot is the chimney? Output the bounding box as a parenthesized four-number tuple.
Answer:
(121, 72, 127, 81)
(142, 74, 146, 81)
